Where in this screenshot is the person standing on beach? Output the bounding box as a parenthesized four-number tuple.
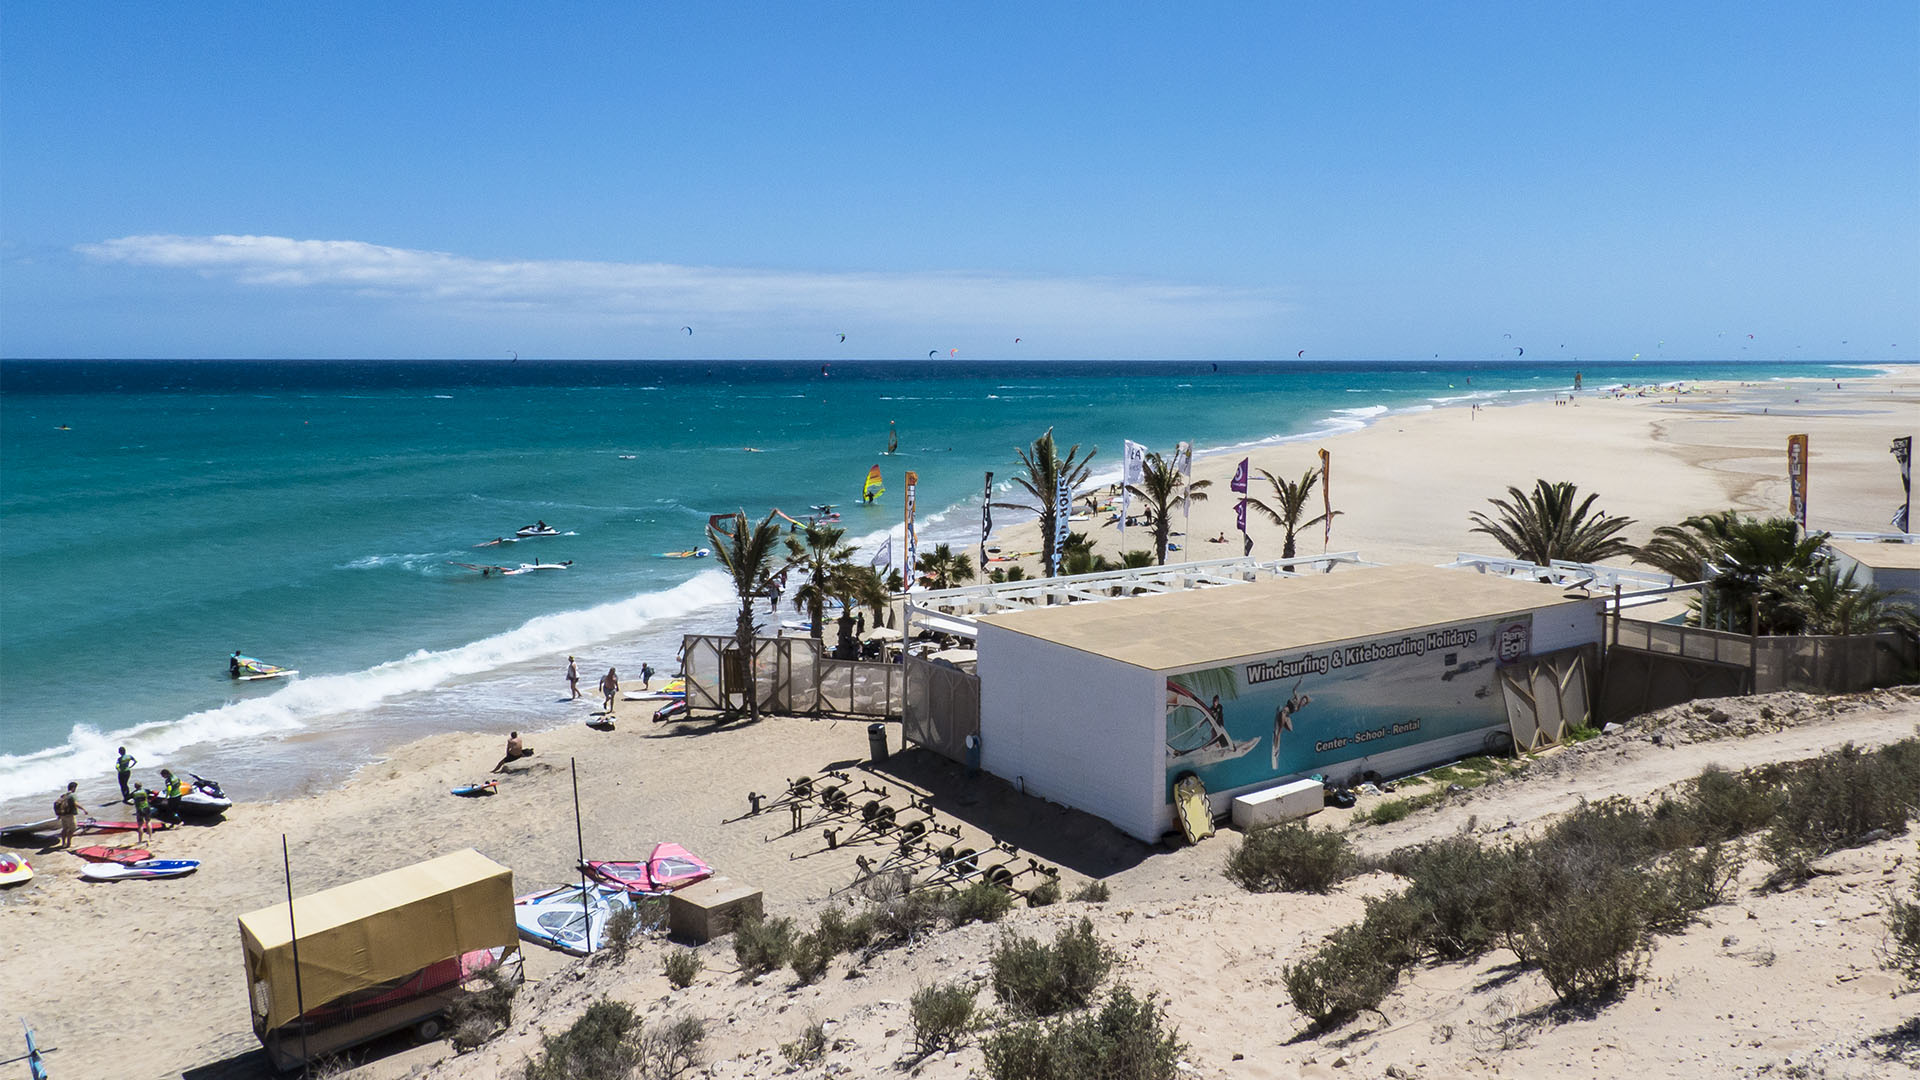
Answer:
(130, 783, 154, 841)
(54, 782, 85, 850)
(640, 662, 654, 689)
(115, 746, 137, 803)
(566, 656, 580, 700)
(599, 667, 620, 713)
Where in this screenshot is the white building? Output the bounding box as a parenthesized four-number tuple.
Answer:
(972, 563, 1603, 843)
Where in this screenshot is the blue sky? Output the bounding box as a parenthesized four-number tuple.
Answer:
(2, 4, 1915, 361)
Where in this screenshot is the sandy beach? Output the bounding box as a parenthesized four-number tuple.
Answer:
(3, 369, 1916, 1080)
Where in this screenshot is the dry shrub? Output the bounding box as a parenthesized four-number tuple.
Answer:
(990, 918, 1115, 1018)
(1224, 822, 1355, 894)
(1281, 922, 1401, 1026)
(732, 913, 796, 978)
(910, 982, 980, 1055)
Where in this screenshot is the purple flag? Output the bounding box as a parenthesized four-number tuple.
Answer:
(1231, 457, 1249, 494)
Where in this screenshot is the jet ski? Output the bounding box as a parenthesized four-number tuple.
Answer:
(80, 858, 199, 882)
(516, 523, 560, 538)
(170, 774, 233, 818)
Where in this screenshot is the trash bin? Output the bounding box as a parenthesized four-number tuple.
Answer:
(867, 723, 889, 763)
(965, 733, 982, 777)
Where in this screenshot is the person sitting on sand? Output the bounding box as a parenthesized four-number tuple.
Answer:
(492, 732, 529, 773)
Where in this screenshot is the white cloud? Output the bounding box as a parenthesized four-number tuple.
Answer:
(76, 234, 1284, 343)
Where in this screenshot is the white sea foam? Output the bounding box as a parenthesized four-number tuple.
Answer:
(0, 572, 736, 803)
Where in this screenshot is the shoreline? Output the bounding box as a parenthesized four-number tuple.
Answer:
(2, 361, 1906, 819)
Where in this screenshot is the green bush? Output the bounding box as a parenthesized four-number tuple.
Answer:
(947, 879, 1016, 926)
(990, 918, 1115, 1017)
(601, 904, 643, 964)
(1281, 922, 1402, 1026)
(1509, 859, 1650, 1003)
(980, 987, 1183, 1080)
(789, 932, 832, 985)
(1389, 835, 1523, 961)
(732, 913, 797, 978)
(1026, 878, 1062, 907)
(1765, 742, 1917, 883)
(1643, 842, 1743, 933)
(1358, 799, 1414, 826)
(1223, 822, 1355, 894)
(780, 1020, 828, 1065)
(1069, 881, 1110, 904)
(910, 983, 980, 1055)
(523, 1000, 642, 1080)
(662, 949, 701, 989)
(1537, 797, 1658, 868)
(814, 905, 875, 955)
(1883, 867, 1920, 987)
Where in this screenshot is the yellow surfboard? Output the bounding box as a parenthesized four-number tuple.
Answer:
(1173, 773, 1214, 844)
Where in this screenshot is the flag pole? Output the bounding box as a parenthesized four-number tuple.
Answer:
(572, 758, 592, 954)
(283, 835, 310, 1076)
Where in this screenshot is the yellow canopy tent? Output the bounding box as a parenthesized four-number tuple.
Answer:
(237, 848, 516, 1032)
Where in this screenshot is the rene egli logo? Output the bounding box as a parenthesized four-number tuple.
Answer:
(1496, 622, 1530, 663)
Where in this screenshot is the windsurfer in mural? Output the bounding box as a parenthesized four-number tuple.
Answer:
(1271, 679, 1311, 769)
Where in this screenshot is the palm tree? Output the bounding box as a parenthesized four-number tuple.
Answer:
(992, 427, 1096, 576)
(1125, 452, 1211, 565)
(1635, 510, 1837, 632)
(785, 522, 855, 640)
(1245, 468, 1338, 560)
(708, 509, 784, 721)
(1467, 480, 1634, 567)
(1790, 565, 1920, 636)
(913, 543, 975, 590)
(828, 564, 892, 658)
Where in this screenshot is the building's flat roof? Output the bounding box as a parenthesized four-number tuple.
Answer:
(1827, 539, 1920, 572)
(973, 563, 1589, 671)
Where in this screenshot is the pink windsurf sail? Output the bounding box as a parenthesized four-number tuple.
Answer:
(581, 842, 712, 894)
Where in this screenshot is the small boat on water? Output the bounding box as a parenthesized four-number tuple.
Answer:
(516, 522, 560, 538)
(230, 653, 296, 681)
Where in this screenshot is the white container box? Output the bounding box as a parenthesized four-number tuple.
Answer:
(1231, 779, 1324, 829)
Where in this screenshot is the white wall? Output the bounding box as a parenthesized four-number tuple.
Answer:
(976, 625, 1162, 843)
(1530, 598, 1606, 654)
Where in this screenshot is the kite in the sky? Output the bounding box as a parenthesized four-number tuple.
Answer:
(928, 350, 937, 358)
(1297, 350, 1305, 358)
(1515, 347, 1524, 356)
(680, 326, 693, 335)
(837, 333, 846, 342)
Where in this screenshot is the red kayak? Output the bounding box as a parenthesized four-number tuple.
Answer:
(72, 846, 154, 864)
(580, 843, 713, 895)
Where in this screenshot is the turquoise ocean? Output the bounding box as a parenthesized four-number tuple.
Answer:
(0, 357, 1872, 812)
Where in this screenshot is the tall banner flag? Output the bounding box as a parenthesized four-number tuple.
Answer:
(1051, 476, 1071, 576)
(871, 535, 893, 573)
(1120, 439, 1147, 547)
(1231, 457, 1249, 494)
(904, 471, 919, 586)
(1232, 456, 1251, 555)
(1319, 448, 1332, 549)
(1175, 441, 1194, 562)
(981, 471, 995, 569)
(1893, 436, 1913, 532)
(1787, 435, 1809, 528)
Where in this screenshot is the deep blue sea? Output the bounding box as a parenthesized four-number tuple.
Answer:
(0, 357, 1873, 809)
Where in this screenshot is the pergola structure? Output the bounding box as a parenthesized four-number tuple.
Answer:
(902, 552, 1380, 641)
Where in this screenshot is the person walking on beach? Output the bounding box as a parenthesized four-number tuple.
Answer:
(639, 662, 654, 689)
(130, 783, 154, 842)
(492, 732, 527, 773)
(54, 782, 85, 850)
(115, 746, 137, 803)
(599, 667, 620, 713)
(566, 656, 580, 700)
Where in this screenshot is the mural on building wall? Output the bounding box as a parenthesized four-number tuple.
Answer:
(1165, 614, 1533, 800)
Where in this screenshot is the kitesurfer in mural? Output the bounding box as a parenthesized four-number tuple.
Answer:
(1271, 679, 1312, 769)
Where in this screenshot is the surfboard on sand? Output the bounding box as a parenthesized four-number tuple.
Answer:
(1173, 773, 1215, 845)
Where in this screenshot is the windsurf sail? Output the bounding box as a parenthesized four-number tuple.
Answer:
(231, 655, 288, 678)
(581, 843, 713, 895)
(887, 423, 899, 454)
(1165, 681, 1232, 755)
(863, 466, 885, 502)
